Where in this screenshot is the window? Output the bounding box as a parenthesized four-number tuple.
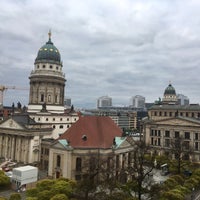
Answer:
(41, 94, 44, 102)
(151, 138, 153, 145)
(169, 112, 172, 117)
(185, 132, 190, 139)
(195, 142, 199, 151)
(165, 139, 170, 147)
(195, 133, 199, 140)
(53, 118, 55, 121)
(164, 112, 167, 116)
(50, 65, 53, 69)
(159, 112, 162, 116)
(151, 130, 154, 136)
(116, 155, 119, 168)
(37, 65, 39, 69)
(158, 130, 161, 137)
(46, 118, 48, 121)
(184, 141, 190, 150)
(175, 131, 180, 138)
(175, 139, 180, 148)
(60, 118, 63, 121)
(76, 157, 82, 172)
(158, 138, 161, 146)
(43, 65, 46, 68)
(59, 125, 63, 129)
(45, 149, 49, 155)
(165, 131, 170, 137)
(57, 155, 61, 167)
(154, 112, 157, 116)
(53, 125, 55, 128)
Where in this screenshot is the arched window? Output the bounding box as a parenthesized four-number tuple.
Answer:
(76, 157, 82, 172)
(41, 94, 44, 102)
(57, 155, 61, 167)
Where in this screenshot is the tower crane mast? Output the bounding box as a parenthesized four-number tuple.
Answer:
(0, 85, 28, 107)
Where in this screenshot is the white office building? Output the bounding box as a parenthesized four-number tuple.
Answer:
(130, 95, 145, 109)
(97, 96, 112, 108)
(177, 94, 189, 105)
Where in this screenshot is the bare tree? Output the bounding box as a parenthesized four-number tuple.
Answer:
(75, 152, 118, 200)
(170, 136, 193, 174)
(123, 138, 156, 200)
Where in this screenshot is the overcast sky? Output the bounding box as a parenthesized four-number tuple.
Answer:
(1, 0, 200, 108)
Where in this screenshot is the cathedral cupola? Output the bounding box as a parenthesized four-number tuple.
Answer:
(35, 31, 61, 64)
(162, 82, 177, 105)
(28, 31, 66, 113)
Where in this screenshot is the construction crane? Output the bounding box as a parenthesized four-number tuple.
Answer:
(0, 85, 29, 107)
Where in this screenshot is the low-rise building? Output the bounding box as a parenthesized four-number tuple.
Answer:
(0, 114, 52, 164)
(143, 83, 200, 162)
(48, 116, 135, 181)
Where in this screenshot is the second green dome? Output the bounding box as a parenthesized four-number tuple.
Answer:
(164, 83, 176, 95)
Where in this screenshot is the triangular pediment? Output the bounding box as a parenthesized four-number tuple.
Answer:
(51, 140, 71, 150)
(115, 137, 136, 150)
(154, 117, 200, 127)
(118, 139, 132, 148)
(0, 118, 24, 130)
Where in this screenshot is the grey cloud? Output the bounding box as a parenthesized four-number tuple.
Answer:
(1, 0, 200, 108)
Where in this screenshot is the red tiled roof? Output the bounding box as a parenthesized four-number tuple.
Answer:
(59, 116, 122, 148)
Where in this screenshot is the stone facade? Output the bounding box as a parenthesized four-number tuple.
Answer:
(0, 115, 52, 164)
(144, 104, 200, 162)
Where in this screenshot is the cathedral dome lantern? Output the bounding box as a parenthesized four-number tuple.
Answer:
(28, 31, 66, 113)
(162, 82, 177, 105)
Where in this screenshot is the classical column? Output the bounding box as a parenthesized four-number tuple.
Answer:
(11, 136, 15, 160)
(0, 135, 3, 157)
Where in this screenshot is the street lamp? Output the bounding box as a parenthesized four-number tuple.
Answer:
(191, 187, 195, 200)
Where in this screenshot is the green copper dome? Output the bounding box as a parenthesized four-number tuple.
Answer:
(164, 83, 176, 95)
(35, 32, 61, 63)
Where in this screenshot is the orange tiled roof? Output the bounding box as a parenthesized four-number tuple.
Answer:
(59, 116, 122, 148)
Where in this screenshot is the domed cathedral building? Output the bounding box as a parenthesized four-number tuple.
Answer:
(28, 31, 79, 140)
(28, 31, 65, 113)
(162, 82, 178, 105)
(143, 83, 200, 162)
(0, 32, 79, 166)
